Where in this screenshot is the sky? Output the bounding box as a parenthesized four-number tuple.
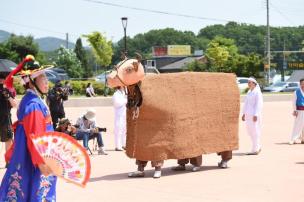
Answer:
(0, 0, 303, 44)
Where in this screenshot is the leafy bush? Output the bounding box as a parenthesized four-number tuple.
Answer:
(68, 80, 114, 96)
(13, 79, 114, 96)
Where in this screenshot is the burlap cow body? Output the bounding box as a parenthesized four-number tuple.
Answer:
(107, 57, 240, 162)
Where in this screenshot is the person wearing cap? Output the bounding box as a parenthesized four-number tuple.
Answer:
(289, 78, 304, 144)
(0, 72, 17, 155)
(47, 81, 69, 129)
(0, 56, 57, 201)
(113, 86, 127, 151)
(242, 77, 263, 155)
(75, 109, 107, 155)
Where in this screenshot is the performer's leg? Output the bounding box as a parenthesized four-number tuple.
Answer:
(172, 158, 189, 171)
(128, 160, 147, 177)
(190, 156, 202, 172)
(122, 119, 126, 149)
(190, 156, 202, 166)
(136, 160, 148, 171)
(218, 151, 232, 169)
(253, 118, 262, 152)
(301, 130, 304, 144)
(290, 111, 304, 144)
(245, 116, 256, 152)
(114, 120, 122, 150)
(220, 151, 233, 161)
(151, 161, 164, 178)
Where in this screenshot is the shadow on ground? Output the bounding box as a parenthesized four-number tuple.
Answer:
(89, 165, 222, 182)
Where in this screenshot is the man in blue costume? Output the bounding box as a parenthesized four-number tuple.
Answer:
(0, 56, 57, 202)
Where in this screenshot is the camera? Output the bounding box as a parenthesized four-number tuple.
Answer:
(55, 87, 69, 98)
(97, 127, 107, 132)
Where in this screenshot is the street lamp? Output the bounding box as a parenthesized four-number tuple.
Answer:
(121, 17, 128, 57)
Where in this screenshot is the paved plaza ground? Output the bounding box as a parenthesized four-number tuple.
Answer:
(1, 97, 304, 202)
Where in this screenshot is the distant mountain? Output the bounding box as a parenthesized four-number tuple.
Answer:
(35, 37, 75, 52)
(0, 30, 10, 42)
(0, 30, 75, 52)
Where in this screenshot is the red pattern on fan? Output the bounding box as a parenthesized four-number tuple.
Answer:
(32, 131, 91, 187)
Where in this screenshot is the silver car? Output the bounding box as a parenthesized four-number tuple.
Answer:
(263, 82, 299, 92)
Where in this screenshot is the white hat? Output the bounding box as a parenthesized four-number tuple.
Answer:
(248, 77, 258, 84)
(84, 108, 96, 121)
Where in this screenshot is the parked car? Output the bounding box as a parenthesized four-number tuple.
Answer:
(52, 67, 70, 80)
(45, 70, 61, 83)
(236, 77, 249, 92)
(263, 82, 299, 92)
(95, 71, 111, 84)
(271, 74, 290, 84)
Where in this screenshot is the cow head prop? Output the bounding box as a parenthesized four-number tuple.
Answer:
(107, 53, 144, 88)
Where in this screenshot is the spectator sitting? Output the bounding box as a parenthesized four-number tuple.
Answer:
(75, 109, 107, 155)
(86, 83, 96, 97)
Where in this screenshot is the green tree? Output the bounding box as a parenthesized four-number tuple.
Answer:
(0, 42, 18, 61)
(84, 32, 113, 68)
(206, 41, 229, 71)
(74, 38, 91, 77)
(55, 46, 83, 78)
(5, 34, 39, 62)
(184, 60, 208, 72)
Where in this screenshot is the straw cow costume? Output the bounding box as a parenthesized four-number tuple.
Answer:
(107, 54, 240, 178)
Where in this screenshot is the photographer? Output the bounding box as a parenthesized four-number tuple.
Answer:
(0, 72, 17, 153)
(75, 109, 108, 155)
(55, 118, 77, 137)
(47, 81, 69, 129)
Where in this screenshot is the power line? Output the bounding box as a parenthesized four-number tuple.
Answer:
(0, 18, 80, 38)
(83, 0, 237, 23)
(269, 2, 295, 25)
(0, 18, 65, 35)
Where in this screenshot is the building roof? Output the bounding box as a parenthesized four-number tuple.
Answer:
(158, 56, 203, 71)
(287, 70, 304, 82)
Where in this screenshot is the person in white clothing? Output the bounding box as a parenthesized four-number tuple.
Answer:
(242, 77, 263, 155)
(289, 78, 304, 145)
(113, 86, 127, 151)
(86, 82, 96, 97)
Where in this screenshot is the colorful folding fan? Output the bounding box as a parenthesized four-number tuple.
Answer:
(32, 131, 91, 187)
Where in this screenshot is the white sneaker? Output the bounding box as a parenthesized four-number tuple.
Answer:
(295, 139, 302, 144)
(153, 171, 161, 178)
(218, 161, 228, 169)
(289, 140, 295, 145)
(128, 171, 145, 177)
(192, 166, 201, 172)
(98, 147, 108, 155)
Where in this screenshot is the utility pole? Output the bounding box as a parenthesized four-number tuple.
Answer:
(266, 0, 271, 84)
(281, 40, 286, 82)
(66, 33, 69, 49)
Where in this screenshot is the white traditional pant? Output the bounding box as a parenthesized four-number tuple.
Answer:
(114, 111, 126, 149)
(245, 114, 262, 152)
(290, 111, 304, 142)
